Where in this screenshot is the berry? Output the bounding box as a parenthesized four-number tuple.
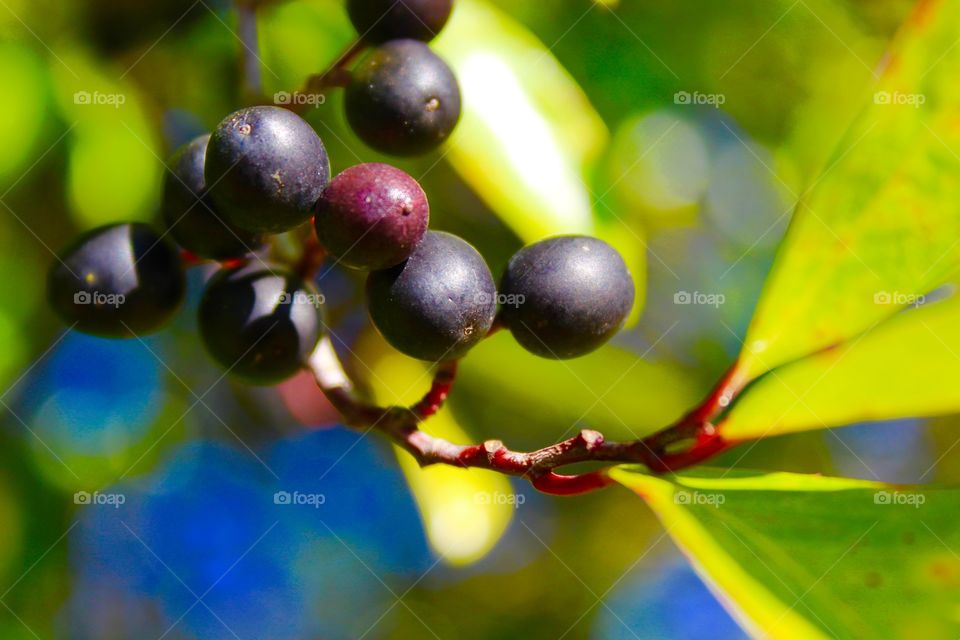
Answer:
(198, 264, 324, 384)
(205, 106, 331, 234)
(345, 39, 461, 156)
(47, 223, 186, 338)
(162, 134, 262, 260)
(315, 163, 429, 270)
(499, 236, 634, 359)
(366, 231, 495, 361)
(347, 0, 453, 44)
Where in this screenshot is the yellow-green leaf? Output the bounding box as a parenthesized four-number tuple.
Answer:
(612, 466, 960, 640)
(738, 0, 960, 382)
(723, 293, 960, 440)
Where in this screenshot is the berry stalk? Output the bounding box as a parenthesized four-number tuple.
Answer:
(306, 336, 738, 495)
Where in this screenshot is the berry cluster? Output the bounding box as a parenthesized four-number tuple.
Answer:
(47, 0, 635, 387)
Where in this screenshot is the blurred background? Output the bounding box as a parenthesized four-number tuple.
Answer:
(0, 0, 948, 637)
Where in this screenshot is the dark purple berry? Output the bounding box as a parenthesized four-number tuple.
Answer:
(347, 0, 453, 44)
(162, 134, 262, 260)
(499, 236, 634, 359)
(198, 264, 324, 384)
(366, 231, 495, 361)
(315, 163, 429, 270)
(205, 106, 331, 234)
(47, 223, 186, 338)
(345, 39, 461, 156)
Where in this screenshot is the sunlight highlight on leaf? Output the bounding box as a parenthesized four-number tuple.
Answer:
(434, 0, 607, 242)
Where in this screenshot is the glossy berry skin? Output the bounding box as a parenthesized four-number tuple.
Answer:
(198, 264, 324, 385)
(315, 163, 429, 270)
(205, 106, 331, 234)
(47, 223, 186, 338)
(345, 39, 461, 156)
(162, 134, 262, 260)
(366, 231, 495, 361)
(347, 0, 453, 44)
(499, 236, 634, 359)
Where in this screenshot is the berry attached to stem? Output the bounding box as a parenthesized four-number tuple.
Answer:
(162, 134, 262, 260)
(205, 106, 331, 234)
(345, 39, 461, 156)
(315, 162, 429, 270)
(347, 0, 453, 44)
(500, 235, 635, 359)
(48, 223, 186, 338)
(199, 264, 324, 384)
(366, 230, 496, 361)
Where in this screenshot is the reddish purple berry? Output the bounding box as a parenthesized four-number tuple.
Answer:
(315, 163, 429, 270)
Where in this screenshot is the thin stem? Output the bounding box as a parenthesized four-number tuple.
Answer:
(236, 1, 263, 98)
(286, 39, 367, 115)
(295, 231, 327, 280)
(306, 336, 739, 496)
(302, 39, 367, 95)
(180, 249, 204, 268)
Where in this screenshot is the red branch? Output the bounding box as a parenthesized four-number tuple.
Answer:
(307, 338, 743, 496)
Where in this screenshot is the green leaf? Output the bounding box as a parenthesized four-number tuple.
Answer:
(738, 1, 960, 383)
(611, 466, 960, 640)
(723, 293, 960, 440)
